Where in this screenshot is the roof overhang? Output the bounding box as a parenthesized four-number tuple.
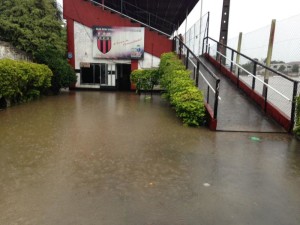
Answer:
(94, 0, 199, 35)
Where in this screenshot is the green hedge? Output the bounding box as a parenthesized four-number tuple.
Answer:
(0, 59, 52, 105)
(294, 95, 300, 137)
(159, 52, 205, 126)
(130, 68, 159, 93)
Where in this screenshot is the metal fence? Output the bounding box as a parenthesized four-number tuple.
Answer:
(227, 14, 300, 76)
(184, 12, 210, 57)
(174, 36, 220, 120)
(204, 37, 299, 131)
(90, 0, 176, 35)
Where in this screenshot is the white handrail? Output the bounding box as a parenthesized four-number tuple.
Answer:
(215, 50, 292, 102)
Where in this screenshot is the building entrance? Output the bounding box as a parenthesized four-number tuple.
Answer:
(116, 64, 132, 91)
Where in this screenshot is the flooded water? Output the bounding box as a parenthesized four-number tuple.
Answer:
(1, 91, 300, 225)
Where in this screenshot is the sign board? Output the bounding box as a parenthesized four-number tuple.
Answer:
(92, 26, 144, 59)
(80, 62, 91, 68)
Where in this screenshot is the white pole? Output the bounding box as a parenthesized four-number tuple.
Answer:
(198, 0, 203, 56)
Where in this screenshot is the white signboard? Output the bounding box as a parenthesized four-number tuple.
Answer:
(93, 26, 145, 59)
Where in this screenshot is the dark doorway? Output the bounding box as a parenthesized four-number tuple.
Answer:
(117, 64, 132, 91)
(81, 63, 108, 86)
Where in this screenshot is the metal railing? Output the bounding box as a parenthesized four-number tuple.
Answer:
(88, 0, 176, 36)
(174, 36, 220, 119)
(203, 37, 299, 131)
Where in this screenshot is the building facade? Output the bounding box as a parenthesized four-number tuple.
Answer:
(63, 0, 173, 90)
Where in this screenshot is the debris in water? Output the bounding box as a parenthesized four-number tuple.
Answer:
(250, 136, 261, 142)
(203, 183, 210, 187)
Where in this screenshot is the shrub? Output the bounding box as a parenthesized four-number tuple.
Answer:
(0, 59, 52, 105)
(294, 95, 300, 137)
(130, 68, 159, 93)
(159, 52, 205, 126)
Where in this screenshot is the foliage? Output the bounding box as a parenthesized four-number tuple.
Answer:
(278, 65, 286, 73)
(0, 0, 76, 93)
(159, 52, 206, 126)
(241, 61, 255, 75)
(294, 95, 300, 137)
(130, 69, 159, 93)
(0, 59, 52, 105)
(292, 64, 299, 73)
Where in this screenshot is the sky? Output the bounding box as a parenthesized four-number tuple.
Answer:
(180, 0, 300, 39)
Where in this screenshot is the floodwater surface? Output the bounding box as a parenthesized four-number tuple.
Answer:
(0, 91, 300, 225)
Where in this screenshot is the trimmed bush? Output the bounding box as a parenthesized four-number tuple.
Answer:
(294, 95, 300, 137)
(0, 59, 52, 105)
(130, 68, 159, 93)
(159, 52, 205, 126)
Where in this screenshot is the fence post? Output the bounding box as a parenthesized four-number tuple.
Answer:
(216, 43, 219, 61)
(235, 32, 242, 75)
(185, 50, 189, 69)
(263, 19, 276, 97)
(202, 38, 206, 55)
(252, 62, 257, 90)
(207, 85, 210, 104)
(219, 52, 222, 70)
(237, 67, 240, 88)
(264, 87, 268, 113)
(290, 81, 299, 132)
(179, 41, 182, 59)
(214, 79, 220, 119)
(196, 61, 200, 86)
(230, 49, 234, 72)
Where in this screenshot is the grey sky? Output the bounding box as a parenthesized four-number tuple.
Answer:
(182, 0, 300, 39)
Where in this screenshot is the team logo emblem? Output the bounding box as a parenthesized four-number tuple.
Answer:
(97, 31, 112, 54)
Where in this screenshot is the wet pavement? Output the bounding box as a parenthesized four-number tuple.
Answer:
(0, 91, 300, 225)
(197, 57, 286, 132)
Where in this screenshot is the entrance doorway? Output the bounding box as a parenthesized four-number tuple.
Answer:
(80, 63, 116, 89)
(116, 64, 132, 91)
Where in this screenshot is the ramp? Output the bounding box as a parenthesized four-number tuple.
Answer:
(198, 57, 286, 132)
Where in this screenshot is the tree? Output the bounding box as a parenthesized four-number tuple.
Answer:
(0, 0, 76, 94)
(278, 65, 286, 73)
(292, 64, 299, 73)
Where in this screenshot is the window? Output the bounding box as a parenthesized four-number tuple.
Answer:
(81, 63, 107, 85)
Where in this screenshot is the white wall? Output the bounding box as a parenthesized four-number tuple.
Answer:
(0, 41, 31, 61)
(138, 52, 160, 69)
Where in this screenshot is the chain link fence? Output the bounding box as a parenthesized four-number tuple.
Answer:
(227, 14, 300, 77)
(184, 12, 209, 56)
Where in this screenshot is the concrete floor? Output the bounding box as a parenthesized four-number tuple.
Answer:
(0, 91, 300, 225)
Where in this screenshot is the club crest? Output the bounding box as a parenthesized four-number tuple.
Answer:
(97, 31, 112, 54)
